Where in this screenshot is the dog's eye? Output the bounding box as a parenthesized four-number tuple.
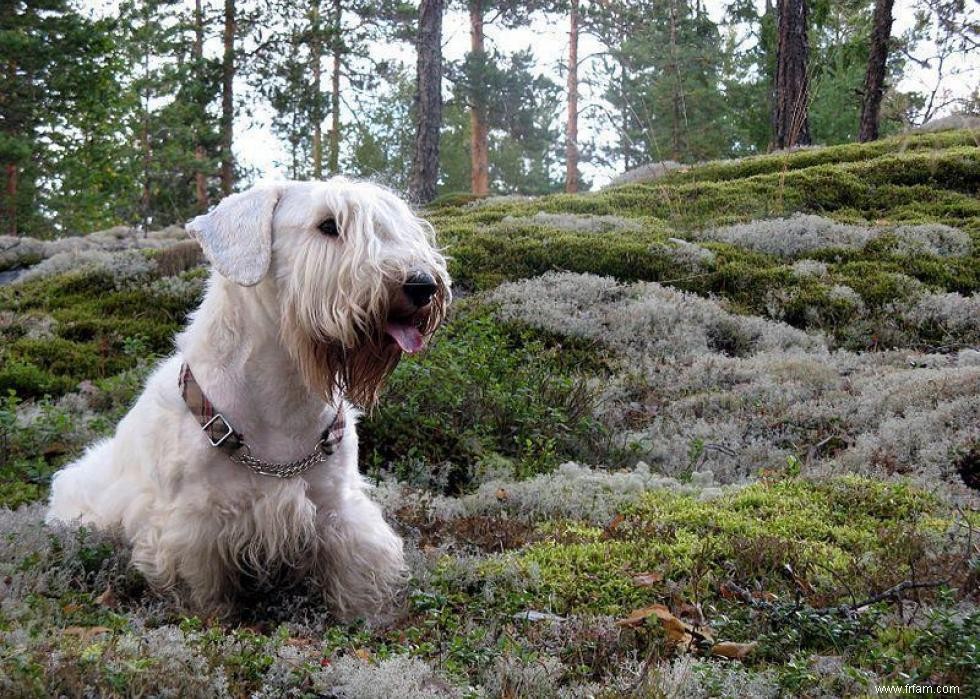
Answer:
(318, 218, 339, 237)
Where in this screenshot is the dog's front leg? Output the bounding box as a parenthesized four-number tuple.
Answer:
(130, 509, 239, 617)
(313, 488, 407, 621)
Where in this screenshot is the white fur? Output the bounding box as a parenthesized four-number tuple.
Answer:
(45, 179, 450, 619)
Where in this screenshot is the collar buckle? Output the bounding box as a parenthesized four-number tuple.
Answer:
(202, 413, 235, 447)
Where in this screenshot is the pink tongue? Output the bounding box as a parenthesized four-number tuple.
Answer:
(385, 321, 425, 353)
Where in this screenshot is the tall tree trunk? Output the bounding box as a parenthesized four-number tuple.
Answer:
(141, 7, 151, 231)
(408, 0, 444, 204)
(564, 0, 579, 193)
(311, 0, 323, 179)
(193, 0, 208, 211)
(141, 103, 150, 229)
(2, 52, 17, 235)
(328, 0, 341, 175)
(764, 0, 776, 138)
(220, 0, 235, 195)
(667, 0, 686, 159)
(3, 164, 16, 236)
(858, 0, 894, 142)
(468, 0, 489, 196)
(620, 64, 630, 171)
(772, 0, 811, 149)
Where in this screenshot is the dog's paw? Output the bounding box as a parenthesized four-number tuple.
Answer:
(318, 522, 408, 621)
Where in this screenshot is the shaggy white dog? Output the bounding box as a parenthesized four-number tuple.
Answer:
(45, 179, 450, 619)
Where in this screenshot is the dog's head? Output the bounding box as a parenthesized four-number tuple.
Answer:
(186, 179, 451, 406)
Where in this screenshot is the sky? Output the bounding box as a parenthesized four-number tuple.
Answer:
(86, 1, 979, 190)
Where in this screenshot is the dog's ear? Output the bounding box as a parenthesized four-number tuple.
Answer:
(186, 185, 282, 286)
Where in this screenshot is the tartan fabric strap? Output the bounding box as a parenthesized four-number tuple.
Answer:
(178, 362, 345, 472)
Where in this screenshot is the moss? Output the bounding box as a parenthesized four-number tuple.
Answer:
(0, 360, 76, 397)
(0, 269, 193, 399)
(0, 252, 44, 273)
(0, 480, 44, 509)
(428, 191, 483, 208)
(434, 477, 944, 618)
(428, 144, 979, 233)
(423, 137, 979, 350)
(657, 130, 980, 185)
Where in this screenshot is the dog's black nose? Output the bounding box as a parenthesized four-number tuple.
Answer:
(403, 271, 438, 307)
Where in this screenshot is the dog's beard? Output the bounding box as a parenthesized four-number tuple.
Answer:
(295, 333, 402, 407)
(285, 285, 448, 407)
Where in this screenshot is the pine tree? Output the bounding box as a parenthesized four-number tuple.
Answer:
(256, 0, 412, 181)
(467, 0, 490, 195)
(858, 0, 895, 141)
(192, 0, 211, 210)
(408, 0, 445, 204)
(772, 0, 811, 148)
(722, 0, 777, 153)
(220, 0, 236, 194)
(587, 0, 732, 166)
(456, 0, 552, 195)
(0, 1, 122, 235)
(253, 0, 331, 179)
(116, 0, 221, 227)
(565, 0, 580, 193)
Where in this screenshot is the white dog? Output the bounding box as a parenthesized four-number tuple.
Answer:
(46, 179, 450, 619)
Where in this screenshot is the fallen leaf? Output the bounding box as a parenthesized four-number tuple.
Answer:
(616, 604, 693, 647)
(711, 641, 758, 661)
(604, 513, 625, 535)
(632, 572, 664, 587)
(616, 603, 664, 627)
(95, 585, 118, 608)
(43, 442, 69, 458)
(353, 647, 372, 663)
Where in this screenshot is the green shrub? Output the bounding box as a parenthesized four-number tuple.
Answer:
(358, 302, 610, 489)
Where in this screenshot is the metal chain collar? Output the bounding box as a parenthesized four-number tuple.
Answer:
(179, 362, 345, 479)
(230, 439, 331, 479)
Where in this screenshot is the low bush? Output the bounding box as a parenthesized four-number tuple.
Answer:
(359, 302, 610, 489)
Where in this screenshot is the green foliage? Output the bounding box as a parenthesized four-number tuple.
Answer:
(0, 110, 977, 695)
(401, 474, 975, 690)
(0, 1, 128, 236)
(447, 45, 565, 195)
(456, 477, 939, 616)
(116, 0, 223, 226)
(660, 129, 979, 185)
(0, 268, 194, 400)
(587, 0, 735, 164)
(359, 302, 608, 489)
(806, 0, 917, 144)
(344, 67, 423, 192)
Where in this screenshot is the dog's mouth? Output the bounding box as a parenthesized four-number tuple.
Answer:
(381, 276, 448, 356)
(384, 312, 428, 354)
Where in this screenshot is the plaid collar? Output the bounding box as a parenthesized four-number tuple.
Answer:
(178, 362, 345, 469)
